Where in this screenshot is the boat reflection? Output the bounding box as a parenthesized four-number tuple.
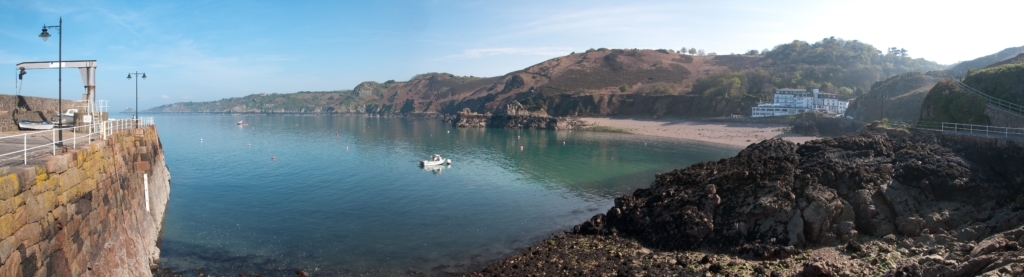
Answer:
(420, 164, 451, 175)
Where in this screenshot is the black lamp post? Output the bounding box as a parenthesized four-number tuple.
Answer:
(39, 17, 62, 143)
(127, 72, 146, 122)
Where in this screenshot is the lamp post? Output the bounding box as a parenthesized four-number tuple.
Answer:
(127, 72, 146, 124)
(39, 17, 62, 143)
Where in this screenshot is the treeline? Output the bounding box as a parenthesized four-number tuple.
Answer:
(148, 90, 353, 113)
(690, 37, 945, 102)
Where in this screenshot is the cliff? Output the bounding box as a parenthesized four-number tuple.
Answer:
(471, 127, 1024, 276)
(0, 125, 170, 276)
(149, 38, 950, 119)
(452, 101, 588, 129)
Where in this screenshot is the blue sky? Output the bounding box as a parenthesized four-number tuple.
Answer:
(2, 0, 1023, 111)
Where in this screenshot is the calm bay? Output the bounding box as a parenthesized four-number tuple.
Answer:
(154, 114, 738, 275)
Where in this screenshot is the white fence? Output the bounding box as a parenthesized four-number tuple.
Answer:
(0, 117, 154, 165)
(939, 122, 1024, 137)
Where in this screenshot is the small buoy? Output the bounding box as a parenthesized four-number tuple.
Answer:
(200, 138, 203, 142)
(447, 130, 450, 134)
(345, 147, 349, 151)
(335, 133, 339, 137)
(520, 146, 524, 151)
(271, 156, 276, 160)
(517, 135, 520, 139)
(563, 141, 565, 145)
(248, 143, 251, 148)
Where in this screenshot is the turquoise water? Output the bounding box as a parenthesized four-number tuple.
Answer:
(154, 114, 738, 275)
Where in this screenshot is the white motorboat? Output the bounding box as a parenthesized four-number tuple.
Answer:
(52, 109, 77, 126)
(18, 120, 54, 130)
(237, 120, 249, 126)
(419, 154, 451, 166)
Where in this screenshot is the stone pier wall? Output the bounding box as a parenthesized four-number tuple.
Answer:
(0, 125, 170, 276)
(985, 105, 1024, 128)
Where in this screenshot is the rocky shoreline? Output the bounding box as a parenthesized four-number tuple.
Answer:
(467, 126, 1024, 276)
(452, 112, 588, 130)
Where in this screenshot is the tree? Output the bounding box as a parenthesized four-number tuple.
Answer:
(680, 47, 688, 54)
(746, 49, 759, 55)
(697, 49, 706, 56)
(619, 84, 629, 92)
(688, 48, 697, 55)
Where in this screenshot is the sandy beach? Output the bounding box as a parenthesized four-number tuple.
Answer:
(583, 117, 819, 148)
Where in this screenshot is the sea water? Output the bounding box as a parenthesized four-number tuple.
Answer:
(153, 114, 738, 275)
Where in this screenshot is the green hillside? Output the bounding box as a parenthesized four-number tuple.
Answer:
(962, 56, 1024, 106)
(845, 72, 940, 122)
(919, 79, 989, 124)
(151, 91, 352, 113)
(148, 37, 948, 117)
(686, 37, 944, 103)
(943, 46, 1024, 77)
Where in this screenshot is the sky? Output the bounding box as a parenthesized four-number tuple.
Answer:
(2, 0, 1023, 111)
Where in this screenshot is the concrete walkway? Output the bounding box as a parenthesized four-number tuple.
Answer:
(0, 129, 98, 167)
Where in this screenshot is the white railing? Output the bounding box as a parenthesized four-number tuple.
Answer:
(939, 122, 1024, 137)
(0, 117, 154, 165)
(952, 80, 1024, 117)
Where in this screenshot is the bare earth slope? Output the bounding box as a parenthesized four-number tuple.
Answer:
(147, 50, 758, 117)
(343, 50, 750, 116)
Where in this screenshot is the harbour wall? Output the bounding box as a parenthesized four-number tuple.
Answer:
(0, 94, 80, 132)
(0, 125, 170, 276)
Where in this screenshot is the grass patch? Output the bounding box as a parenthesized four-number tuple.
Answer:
(581, 125, 633, 134)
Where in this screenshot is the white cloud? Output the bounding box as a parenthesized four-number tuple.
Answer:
(161, 95, 169, 99)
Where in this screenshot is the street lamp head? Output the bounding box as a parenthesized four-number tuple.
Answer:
(39, 27, 51, 42)
(127, 73, 132, 80)
(142, 73, 147, 79)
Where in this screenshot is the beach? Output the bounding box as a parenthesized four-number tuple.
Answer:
(583, 117, 818, 148)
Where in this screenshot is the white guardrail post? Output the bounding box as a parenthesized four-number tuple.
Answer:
(0, 118, 153, 165)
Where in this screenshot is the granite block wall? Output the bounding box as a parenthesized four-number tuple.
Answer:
(0, 125, 169, 276)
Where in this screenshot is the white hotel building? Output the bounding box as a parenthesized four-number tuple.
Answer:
(750, 88, 849, 117)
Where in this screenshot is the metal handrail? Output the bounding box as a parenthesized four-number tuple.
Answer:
(936, 122, 1024, 138)
(952, 80, 1024, 117)
(0, 117, 154, 165)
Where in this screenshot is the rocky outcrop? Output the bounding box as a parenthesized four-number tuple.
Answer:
(452, 101, 589, 130)
(576, 128, 1023, 255)
(0, 126, 170, 276)
(789, 113, 865, 136)
(471, 128, 1024, 276)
